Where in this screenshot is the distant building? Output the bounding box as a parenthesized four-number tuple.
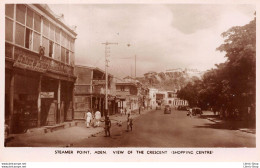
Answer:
(5, 4, 77, 133)
(116, 82, 139, 111)
(74, 65, 117, 119)
(148, 89, 188, 109)
(166, 68, 205, 78)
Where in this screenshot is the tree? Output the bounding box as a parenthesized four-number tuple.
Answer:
(216, 16, 256, 117)
(178, 15, 256, 119)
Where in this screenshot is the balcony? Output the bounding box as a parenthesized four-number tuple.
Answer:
(6, 43, 74, 77)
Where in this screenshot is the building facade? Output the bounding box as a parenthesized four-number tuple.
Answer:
(5, 4, 77, 133)
(116, 82, 139, 111)
(74, 65, 117, 119)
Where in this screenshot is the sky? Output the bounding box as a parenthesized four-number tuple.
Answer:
(49, 4, 255, 78)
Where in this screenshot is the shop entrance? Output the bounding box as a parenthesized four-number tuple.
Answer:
(13, 72, 38, 133)
(41, 77, 58, 126)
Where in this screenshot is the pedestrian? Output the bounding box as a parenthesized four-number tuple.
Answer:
(104, 117, 111, 137)
(129, 115, 133, 131)
(86, 111, 92, 128)
(124, 108, 127, 115)
(139, 106, 141, 115)
(127, 114, 133, 131)
(189, 108, 192, 117)
(95, 110, 101, 127)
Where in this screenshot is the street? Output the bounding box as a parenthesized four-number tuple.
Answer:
(6, 109, 255, 147)
(73, 109, 255, 147)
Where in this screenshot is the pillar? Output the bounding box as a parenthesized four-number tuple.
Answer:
(37, 75, 42, 127)
(57, 80, 61, 124)
(8, 72, 14, 133)
(72, 83, 75, 120)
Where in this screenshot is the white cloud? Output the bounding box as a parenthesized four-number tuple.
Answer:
(49, 4, 255, 78)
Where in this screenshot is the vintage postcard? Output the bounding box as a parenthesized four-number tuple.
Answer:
(0, 0, 259, 163)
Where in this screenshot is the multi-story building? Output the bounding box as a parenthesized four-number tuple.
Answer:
(74, 65, 117, 119)
(5, 4, 77, 133)
(116, 82, 139, 111)
(148, 89, 188, 109)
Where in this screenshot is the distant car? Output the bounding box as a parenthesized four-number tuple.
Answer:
(164, 105, 171, 114)
(192, 107, 203, 115)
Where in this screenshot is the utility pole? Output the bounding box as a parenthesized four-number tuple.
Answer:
(135, 55, 136, 80)
(102, 42, 118, 119)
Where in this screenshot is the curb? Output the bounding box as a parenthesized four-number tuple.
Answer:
(239, 128, 256, 134)
(207, 118, 222, 123)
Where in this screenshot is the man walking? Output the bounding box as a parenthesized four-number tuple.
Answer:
(85, 111, 92, 128)
(127, 114, 133, 131)
(104, 117, 111, 137)
(95, 110, 101, 127)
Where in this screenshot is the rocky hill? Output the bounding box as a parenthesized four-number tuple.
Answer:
(136, 70, 201, 91)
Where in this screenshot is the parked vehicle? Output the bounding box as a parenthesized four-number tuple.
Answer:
(192, 107, 203, 115)
(164, 105, 171, 114)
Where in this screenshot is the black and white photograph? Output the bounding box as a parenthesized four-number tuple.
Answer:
(0, 0, 259, 163)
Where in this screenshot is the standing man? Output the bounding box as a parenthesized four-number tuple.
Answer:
(95, 110, 101, 127)
(104, 117, 111, 137)
(127, 114, 133, 131)
(86, 111, 92, 128)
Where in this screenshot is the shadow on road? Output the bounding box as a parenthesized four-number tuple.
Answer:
(195, 114, 256, 132)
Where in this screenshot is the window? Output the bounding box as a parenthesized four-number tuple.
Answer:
(43, 19, 49, 37)
(33, 32, 40, 52)
(65, 49, 69, 64)
(66, 36, 69, 49)
(169, 100, 172, 104)
(5, 18, 13, 42)
(26, 8, 33, 28)
(55, 27, 60, 43)
(61, 47, 65, 63)
(49, 41, 54, 57)
(34, 13, 41, 33)
(61, 31, 66, 47)
(42, 37, 49, 56)
(54, 43, 61, 60)
(5, 4, 14, 18)
(49, 23, 55, 41)
(16, 5, 26, 24)
(70, 51, 74, 65)
(121, 86, 125, 91)
(70, 39, 74, 51)
(25, 28, 32, 49)
(15, 23, 25, 46)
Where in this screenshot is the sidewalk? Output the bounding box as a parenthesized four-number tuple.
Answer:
(201, 111, 256, 134)
(5, 109, 152, 147)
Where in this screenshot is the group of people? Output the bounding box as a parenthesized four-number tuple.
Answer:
(85, 108, 134, 137)
(85, 110, 101, 128)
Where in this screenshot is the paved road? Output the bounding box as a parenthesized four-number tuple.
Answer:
(73, 109, 255, 147)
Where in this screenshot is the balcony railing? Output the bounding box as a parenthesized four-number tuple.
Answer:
(6, 43, 74, 76)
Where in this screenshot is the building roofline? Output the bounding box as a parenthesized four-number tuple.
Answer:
(34, 4, 77, 37)
(75, 64, 113, 77)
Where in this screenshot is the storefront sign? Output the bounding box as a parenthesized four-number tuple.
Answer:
(40, 92, 54, 98)
(14, 54, 49, 73)
(13, 48, 74, 76)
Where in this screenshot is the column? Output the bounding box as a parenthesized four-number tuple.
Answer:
(57, 80, 61, 124)
(72, 84, 75, 120)
(8, 72, 14, 134)
(37, 75, 42, 127)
